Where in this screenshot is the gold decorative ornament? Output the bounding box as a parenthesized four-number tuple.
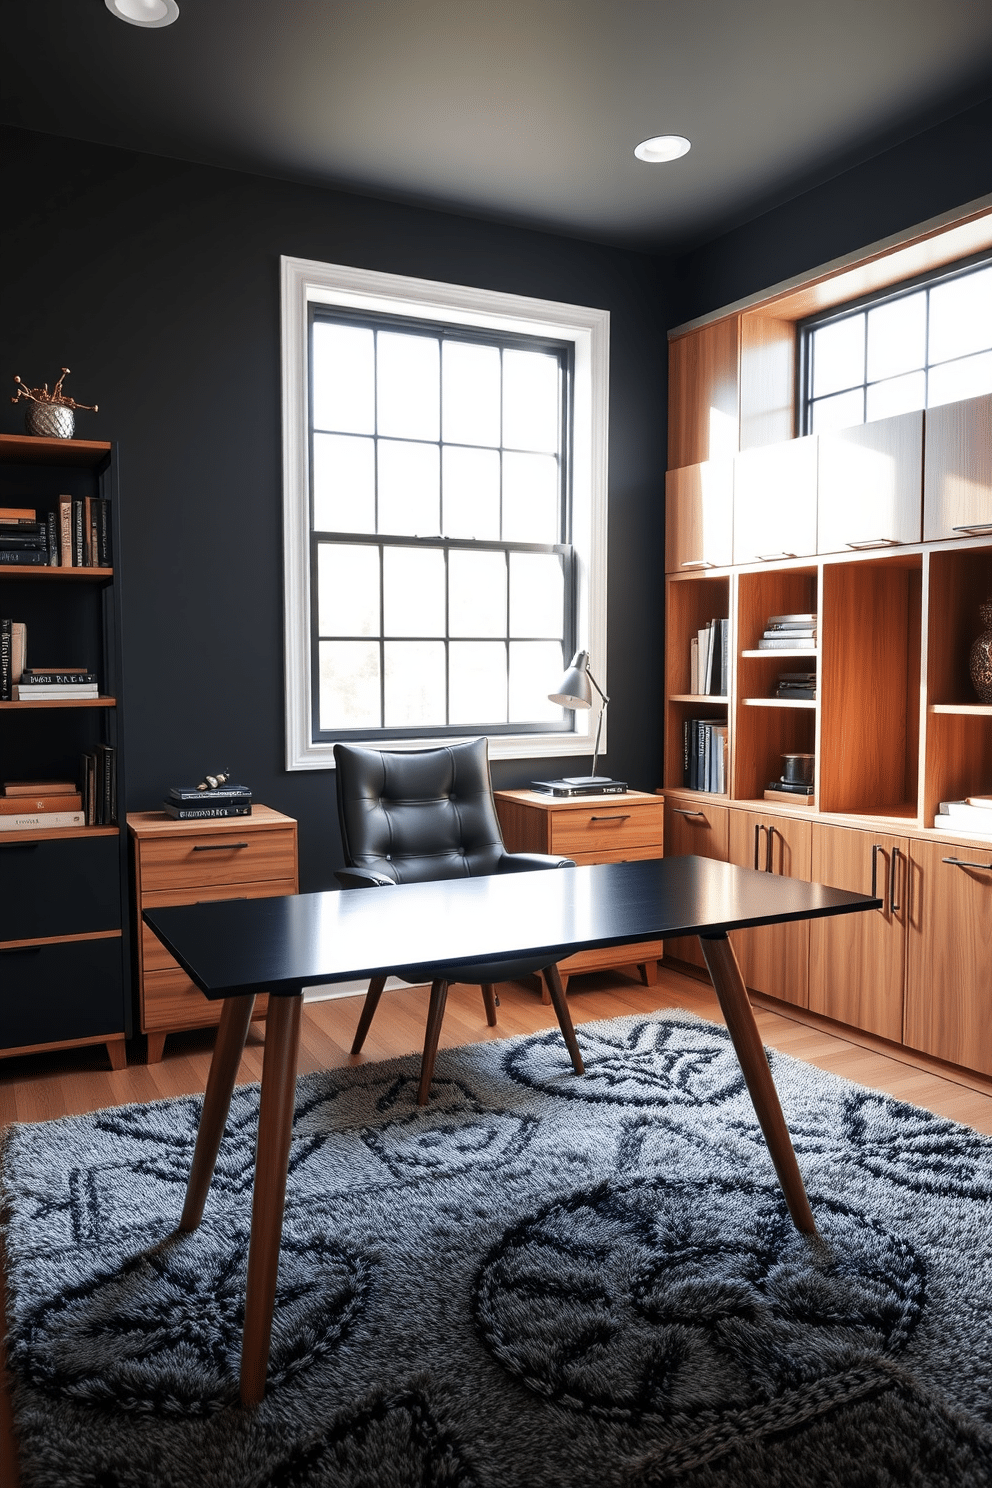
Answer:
(10, 368, 98, 439)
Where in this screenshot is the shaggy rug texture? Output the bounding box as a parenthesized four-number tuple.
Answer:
(2, 1010, 992, 1488)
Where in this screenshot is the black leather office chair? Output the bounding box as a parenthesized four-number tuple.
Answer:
(333, 737, 584, 1103)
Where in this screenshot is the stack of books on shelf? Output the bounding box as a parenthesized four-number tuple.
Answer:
(934, 797, 992, 840)
(12, 668, 99, 701)
(0, 618, 27, 700)
(689, 618, 728, 696)
(0, 779, 85, 831)
(764, 780, 815, 806)
(757, 614, 817, 650)
(82, 746, 117, 825)
(682, 719, 728, 794)
(0, 501, 111, 568)
(775, 670, 816, 700)
(164, 784, 253, 819)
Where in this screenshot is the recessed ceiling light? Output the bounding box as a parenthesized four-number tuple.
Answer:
(634, 135, 691, 164)
(105, 0, 179, 27)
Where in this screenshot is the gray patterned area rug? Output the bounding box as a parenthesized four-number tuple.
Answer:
(3, 1010, 992, 1488)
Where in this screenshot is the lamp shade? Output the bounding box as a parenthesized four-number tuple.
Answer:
(549, 650, 593, 709)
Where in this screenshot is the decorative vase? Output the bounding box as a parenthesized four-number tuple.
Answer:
(970, 599, 992, 705)
(24, 401, 75, 439)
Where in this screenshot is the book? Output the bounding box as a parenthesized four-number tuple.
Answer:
(20, 670, 98, 685)
(11, 622, 26, 683)
(0, 619, 10, 701)
(0, 549, 48, 565)
(74, 499, 84, 568)
(12, 685, 99, 699)
(47, 511, 59, 565)
(768, 614, 816, 625)
(0, 811, 86, 831)
(698, 719, 710, 791)
(4, 780, 77, 796)
(0, 792, 83, 813)
(98, 744, 116, 824)
(932, 815, 992, 839)
(758, 635, 817, 650)
(938, 801, 992, 822)
(765, 779, 815, 795)
(59, 495, 73, 568)
(964, 796, 992, 810)
(711, 722, 729, 795)
(0, 532, 48, 549)
(97, 499, 111, 566)
(0, 507, 36, 521)
(689, 636, 698, 695)
(162, 801, 254, 819)
(168, 783, 253, 803)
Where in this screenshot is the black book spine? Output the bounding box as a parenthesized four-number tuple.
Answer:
(164, 803, 252, 819)
(689, 720, 698, 790)
(98, 500, 111, 567)
(47, 511, 59, 565)
(0, 533, 49, 549)
(683, 719, 690, 786)
(74, 500, 84, 568)
(101, 746, 113, 826)
(0, 619, 11, 702)
(0, 549, 48, 565)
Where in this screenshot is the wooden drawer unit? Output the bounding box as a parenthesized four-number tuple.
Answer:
(128, 806, 298, 1062)
(494, 788, 665, 991)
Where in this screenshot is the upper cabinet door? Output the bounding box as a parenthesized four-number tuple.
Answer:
(923, 392, 992, 541)
(817, 410, 923, 554)
(668, 319, 740, 469)
(665, 459, 734, 573)
(733, 435, 817, 565)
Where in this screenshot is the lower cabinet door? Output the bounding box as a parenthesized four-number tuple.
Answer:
(0, 936, 124, 1051)
(663, 800, 728, 968)
(905, 839, 992, 1074)
(729, 811, 812, 1007)
(809, 824, 906, 1040)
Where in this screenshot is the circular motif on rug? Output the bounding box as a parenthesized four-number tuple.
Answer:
(14, 1221, 375, 1414)
(504, 1018, 745, 1107)
(472, 1175, 924, 1418)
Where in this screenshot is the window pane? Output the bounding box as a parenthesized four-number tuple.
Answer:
(317, 543, 379, 637)
(811, 315, 865, 398)
(928, 266, 992, 365)
(509, 552, 564, 638)
(442, 446, 500, 539)
(867, 292, 926, 381)
(927, 350, 992, 408)
(449, 549, 506, 637)
(866, 370, 925, 422)
(377, 332, 440, 440)
(503, 349, 559, 452)
(508, 641, 566, 723)
(383, 546, 445, 636)
(449, 642, 508, 724)
(312, 322, 375, 434)
(378, 440, 440, 535)
(318, 640, 380, 730)
(502, 452, 559, 542)
(810, 387, 864, 434)
(442, 342, 500, 446)
(313, 433, 375, 533)
(384, 641, 446, 726)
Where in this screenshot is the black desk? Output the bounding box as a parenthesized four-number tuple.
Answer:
(145, 855, 879, 1406)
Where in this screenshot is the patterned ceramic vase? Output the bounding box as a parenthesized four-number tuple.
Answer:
(970, 599, 992, 704)
(24, 401, 74, 438)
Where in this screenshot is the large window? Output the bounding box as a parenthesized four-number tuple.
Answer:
(802, 257, 992, 434)
(282, 258, 609, 771)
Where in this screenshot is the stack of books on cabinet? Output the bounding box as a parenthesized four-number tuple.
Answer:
(0, 779, 85, 831)
(163, 783, 253, 819)
(682, 719, 729, 793)
(757, 614, 817, 651)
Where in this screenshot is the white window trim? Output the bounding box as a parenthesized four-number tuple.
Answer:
(281, 254, 610, 770)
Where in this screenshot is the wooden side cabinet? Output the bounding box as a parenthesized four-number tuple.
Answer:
(661, 796, 729, 968)
(729, 809, 812, 1008)
(494, 788, 665, 992)
(128, 806, 298, 1062)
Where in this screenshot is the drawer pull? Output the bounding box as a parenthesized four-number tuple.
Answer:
(942, 856, 992, 872)
(871, 842, 883, 903)
(589, 814, 631, 823)
(680, 559, 715, 569)
(890, 845, 902, 913)
(754, 823, 767, 870)
(757, 551, 797, 561)
(673, 809, 706, 819)
(191, 842, 250, 851)
(846, 536, 899, 549)
(952, 522, 992, 535)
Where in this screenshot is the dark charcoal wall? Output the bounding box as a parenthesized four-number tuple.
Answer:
(671, 93, 992, 325)
(1, 127, 670, 890)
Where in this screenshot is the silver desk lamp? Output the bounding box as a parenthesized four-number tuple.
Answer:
(548, 649, 612, 784)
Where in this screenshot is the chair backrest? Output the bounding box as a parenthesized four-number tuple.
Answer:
(334, 737, 508, 884)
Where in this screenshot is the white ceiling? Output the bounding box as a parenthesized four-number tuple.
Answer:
(4, 0, 992, 249)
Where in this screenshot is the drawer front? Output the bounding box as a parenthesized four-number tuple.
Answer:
(566, 845, 663, 867)
(142, 968, 268, 1033)
(0, 836, 121, 942)
(137, 828, 296, 891)
(550, 806, 664, 857)
(140, 878, 297, 973)
(0, 937, 124, 1050)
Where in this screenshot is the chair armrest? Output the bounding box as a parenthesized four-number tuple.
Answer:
(335, 869, 396, 889)
(496, 852, 575, 873)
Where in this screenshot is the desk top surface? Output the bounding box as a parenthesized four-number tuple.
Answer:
(143, 856, 879, 999)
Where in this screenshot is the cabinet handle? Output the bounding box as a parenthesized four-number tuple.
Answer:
(942, 856, 992, 872)
(673, 809, 707, 820)
(590, 814, 631, 822)
(753, 823, 767, 870)
(765, 825, 775, 873)
(680, 559, 715, 569)
(191, 842, 250, 851)
(890, 846, 902, 913)
(846, 536, 899, 549)
(952, 522, 992, 535)
(757, 551, 797, 561)
(0, 945, 42, 955)
(871, 842, 883, 902)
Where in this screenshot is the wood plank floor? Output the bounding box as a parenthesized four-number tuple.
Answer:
(3, 962, 991, 1485)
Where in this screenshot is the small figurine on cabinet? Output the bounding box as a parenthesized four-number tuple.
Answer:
(10, 368, 98, 439)
(197, 768, 233, 791)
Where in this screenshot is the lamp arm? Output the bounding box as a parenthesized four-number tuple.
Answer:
(584, 664, 609, 708)
(590, 695, 609, 779)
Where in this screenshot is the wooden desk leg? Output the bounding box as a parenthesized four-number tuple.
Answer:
(699, 934, 816, 1235)
(179, 994, 256, 1233)
(542, 964, 585, 1076)
(240, 992, 303, 1408)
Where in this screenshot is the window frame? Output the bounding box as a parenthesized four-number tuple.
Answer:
(281, 255, 609, 771)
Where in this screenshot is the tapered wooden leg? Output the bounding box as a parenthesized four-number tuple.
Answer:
(417, 980, 449, 1105)
(240, 993, 303, 1408)
(542, 964, 584, 1075)
(105, 1038, 127, 1070)
(699, 933, 816, 1235)
(146, 1031, 167, 1064)
(480, 982, 498, 1027)
(179, 994, 256, 1233)
(350, 975, 387, 1055)
(637, 959, 659, 987)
